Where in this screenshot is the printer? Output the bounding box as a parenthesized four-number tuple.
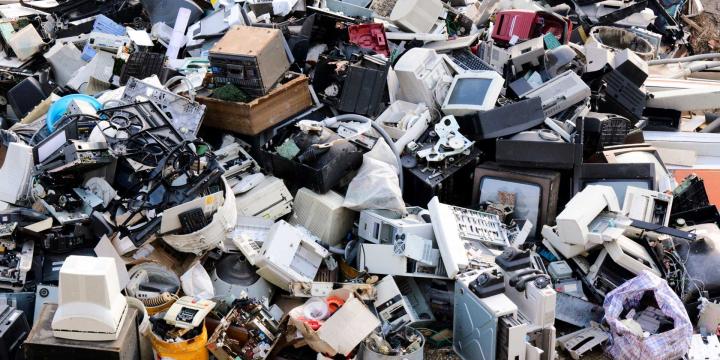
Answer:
(542, 185, 629, 258)
(255, 221, 329, 290)
(542, 185, 662, 297)
(622, 186, 673, 226)
(358, 207, 434, 245)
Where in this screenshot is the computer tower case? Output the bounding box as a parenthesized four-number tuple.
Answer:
(453, 270, 525, 360)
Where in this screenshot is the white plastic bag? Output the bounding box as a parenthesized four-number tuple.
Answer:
(180, 262, 214, 300)
(604, 271, 693, 360)
(343, 139, 406, 214)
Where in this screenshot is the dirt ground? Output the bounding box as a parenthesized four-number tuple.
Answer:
(687, 12, 720, 53)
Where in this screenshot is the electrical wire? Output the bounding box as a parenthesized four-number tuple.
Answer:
(665, 249, 705, 299)
(321, 114, 404, 190)
(164, 76, 196, 102)
(360, 241, 368, 274)
(102, 99, 127, 109)
(668, 61, 720, 79)
(648, 53, 720, 65)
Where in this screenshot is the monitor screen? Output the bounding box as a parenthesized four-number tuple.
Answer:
(478, 177, 541, 228)
(615, 151, 672, 192)
(36, 130, 67, 163)
(447, 78, 493, 105)
(584, 180, 651, 204)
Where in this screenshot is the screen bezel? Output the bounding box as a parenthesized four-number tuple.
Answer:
(441, 71, 504, 116)
(574, 163, 656, 202)
(472, 164, 560, 239)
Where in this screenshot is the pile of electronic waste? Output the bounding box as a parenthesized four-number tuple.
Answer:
(0, 0, 719, 359)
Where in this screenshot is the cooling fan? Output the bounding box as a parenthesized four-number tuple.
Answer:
(124, 132, 176, 168)
(97, 110, 145, 141)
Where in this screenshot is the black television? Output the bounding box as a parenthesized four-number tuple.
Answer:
(472, 163, 561, 239)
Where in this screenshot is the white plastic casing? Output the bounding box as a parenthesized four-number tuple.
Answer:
(52, 256, 127, 341)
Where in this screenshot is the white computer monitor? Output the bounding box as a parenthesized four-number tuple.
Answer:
(394, 47, 452, 108)
(441, 71, 504, 116)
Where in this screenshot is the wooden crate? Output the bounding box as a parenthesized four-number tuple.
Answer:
(24, 304, 140, 360)
(197, 74, 312, 136)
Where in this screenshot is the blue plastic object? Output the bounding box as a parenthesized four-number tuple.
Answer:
(81, 43, 97, 61)
(46, 94, 102, 132)
(92, 15, 126, 36)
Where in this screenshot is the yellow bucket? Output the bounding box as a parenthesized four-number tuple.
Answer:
(150, 324, 209, 360)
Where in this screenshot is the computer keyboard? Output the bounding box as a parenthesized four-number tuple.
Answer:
(451, 50, 495, 72)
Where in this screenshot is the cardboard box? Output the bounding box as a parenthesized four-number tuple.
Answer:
(287, 289, 380, 356)
(198, 74, 312, 135)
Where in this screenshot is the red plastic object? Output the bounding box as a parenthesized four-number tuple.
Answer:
(298, 317, 324, 330)
(325, 296, 345, 314)
(348, 23, 389, 56)
(491, 10, 571, 46)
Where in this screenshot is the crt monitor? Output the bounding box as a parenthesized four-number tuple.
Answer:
(584, 179, 652, 205)
(472, 163, 561, 239)
(441, 71, 504, 116)
(575, 163, 655, 204)
(602, 143, 672, 193)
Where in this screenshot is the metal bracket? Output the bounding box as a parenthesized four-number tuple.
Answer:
(417, 115, 474, 162)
